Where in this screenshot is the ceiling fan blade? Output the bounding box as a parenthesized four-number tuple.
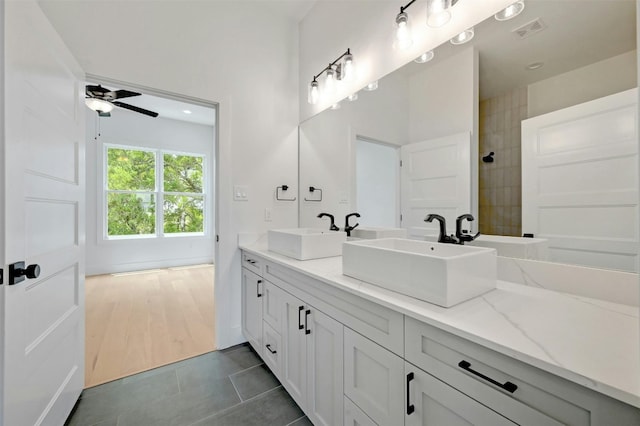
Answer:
(113, 101, 158, 117)
(109, 89, 141, 100)
(98, 111, 111, 117)
(86, 84, 111, 98)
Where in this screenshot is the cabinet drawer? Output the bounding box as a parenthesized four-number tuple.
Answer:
(344, 396, 378, 426)
(406, 317, 584, 425)
(242, 252, 263, 276)
(262, 321, 282, 377)
(344, 328, 404, 426)
(263, 280, 284, 331)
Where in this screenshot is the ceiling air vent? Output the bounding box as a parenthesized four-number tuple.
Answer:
(512, 18, 547, 40)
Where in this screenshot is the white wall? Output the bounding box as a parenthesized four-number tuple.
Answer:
(528, 50, 638, 117)
(39, 1, 300, 348)
(85, 110, 215, 275)
(299, 0, 515, 121)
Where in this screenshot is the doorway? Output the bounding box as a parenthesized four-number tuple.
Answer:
(84, 77, 218, 387)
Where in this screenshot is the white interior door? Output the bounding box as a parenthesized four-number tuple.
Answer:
(2, 1, 85, 425)
(522, 89, 638, 272)
(400, 132, 471, 240)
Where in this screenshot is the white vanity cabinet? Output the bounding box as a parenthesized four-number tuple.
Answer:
(240, 267, 263, 356)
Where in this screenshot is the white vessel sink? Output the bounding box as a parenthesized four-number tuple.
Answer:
(351, 227, 407, 239)
(342, 238, 497, 307)
(268, 228, 346, 260)
(467, 235, 549, 261)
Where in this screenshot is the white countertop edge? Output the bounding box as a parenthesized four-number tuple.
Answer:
(240, 244, 640, 409)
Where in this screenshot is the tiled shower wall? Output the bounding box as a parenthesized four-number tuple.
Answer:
(478, 87, 528, 236)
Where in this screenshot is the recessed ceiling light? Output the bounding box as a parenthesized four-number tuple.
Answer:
(183, 110, 192, 114)
(415, 50, 435, 64)
(330, 102, 341, 110)
(526, 62, 544, 70)
(364, 80, 379, 91)
(450, 27, 474, 45)
(495, 1, 525, 21)
(348, 92, 358, 102)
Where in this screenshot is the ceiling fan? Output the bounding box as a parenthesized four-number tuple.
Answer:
(85, 85, 159, 118)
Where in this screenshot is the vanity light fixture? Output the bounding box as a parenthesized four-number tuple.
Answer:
(495, 1, 525, 21)
(450, 27, 474, 45)
(414, 50, 435, 63)
(348, 92, 358, 101)
(306, 48, 355, 105)
(85, 98, 114, 113)
(364, 80, 379, 91)
(394, 0, 417, 50)
(427, 0, 452, 28)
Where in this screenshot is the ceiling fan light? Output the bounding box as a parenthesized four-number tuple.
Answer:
(85, 98, 114, 113)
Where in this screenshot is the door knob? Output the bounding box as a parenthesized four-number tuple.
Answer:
(9, 261, 41, 285)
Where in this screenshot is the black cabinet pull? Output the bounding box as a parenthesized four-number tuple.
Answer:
(406, 372, 415, 415)
(458, 360, 518, 393)
(305, 310, 311, 335)
(298, 306, 304, 330)
(256, 280, 262, 298)
(246, 259, 255, 264)
(266, 344, 277, 354)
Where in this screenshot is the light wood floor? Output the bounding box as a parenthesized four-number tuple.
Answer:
(84, 265, 215, 388)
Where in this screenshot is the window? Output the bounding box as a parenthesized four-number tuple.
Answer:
(105, 145, 206, 238)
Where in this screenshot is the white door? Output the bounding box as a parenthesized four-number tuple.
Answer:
(2, 1, 85, 425)
(400, 132, 471, 240)
(522, 89, 638, 272)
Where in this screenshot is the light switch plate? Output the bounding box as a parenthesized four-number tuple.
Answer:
(233, 185, 249, 201)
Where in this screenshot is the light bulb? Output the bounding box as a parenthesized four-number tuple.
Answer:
(308, 79, 319, 105)
(495, 1, 525, 21)
(348, 92, 358, 102)
(325, 66, 336, 95)
(394, 12, 413, 50)
(85, 98, 114, 113)
(364, 81, 378, 91)
(414, 50, 435, 64)
(450, 27, 474, 45)
(427, 0, 451, 28)
(342, 53, 355, 82)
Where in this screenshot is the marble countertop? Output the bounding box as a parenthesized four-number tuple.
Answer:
(241, 241, 640, 408)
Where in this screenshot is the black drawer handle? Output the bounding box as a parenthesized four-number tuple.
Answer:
(266, 344, 277, 354)
(298, 306, 304, 330)
(256, 280, 262, 298)
(305, 310, 311, 335)
(458, 360, 518, 393)
(406, 372, 415, 415)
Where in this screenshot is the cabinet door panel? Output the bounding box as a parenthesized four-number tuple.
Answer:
(241, 268, 263, 355)
(282, 292, 307, 409)
(263, 280, 284, 331)
(345, 396, 378, 426)
(307, 308, 344, 426)
(263, 321, 282, 377)
(405, 363, 516, 426)
(344, 328, 404, 426)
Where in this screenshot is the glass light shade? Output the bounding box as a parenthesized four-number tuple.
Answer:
(394, 12, 413, 50)
(85, 98, 114, 113)
(342, 53, 355, 82)
(414, 50, 435, 64)
(495, 1, 525, 21)
(364, 81, 378, 91)
(348, 92, 358, 102)
(427, 0, 451, 28)
(325, 67, 337, 95)
(450, 27, 474, 45)
(308, 80, 319, 105)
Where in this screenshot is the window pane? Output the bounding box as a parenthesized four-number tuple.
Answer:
(107, 148, 156, 190)
(164, 195, 204, 233)
(164, 154, 203, 193)
(108, 193, 156, 236)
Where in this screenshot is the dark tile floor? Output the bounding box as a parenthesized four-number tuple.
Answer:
(65, 344, 313, 426)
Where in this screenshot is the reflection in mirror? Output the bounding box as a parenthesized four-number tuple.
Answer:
(299, 0, 637, 272)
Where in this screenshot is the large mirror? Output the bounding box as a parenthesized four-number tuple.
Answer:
(299, 0, 638, 272)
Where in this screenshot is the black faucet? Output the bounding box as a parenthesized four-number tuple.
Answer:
(344, 213, 361, 237)
(317, 213, 339, 231)
(424, 214, 457, 244)
(455, 214, 480, 244)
